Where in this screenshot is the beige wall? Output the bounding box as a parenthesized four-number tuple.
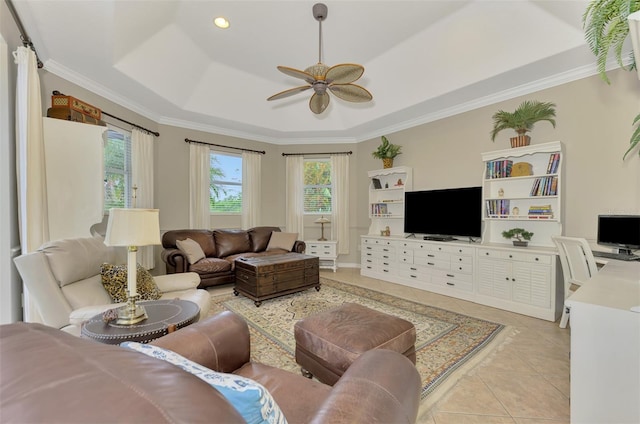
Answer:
(353, 68, 639, 263)
(37, 67, 639, 268)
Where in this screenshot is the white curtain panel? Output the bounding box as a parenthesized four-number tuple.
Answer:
(14, 46, 48, 254)
(285, 155, 304, 237)
(241, 151, 261, 229)
(131, 128, 155, 269)
(331, 154, 350, 254)
(189, 143, 211, 229)
(14, 46, 47, 323)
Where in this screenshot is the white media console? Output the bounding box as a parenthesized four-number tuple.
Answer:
(361, 235, 563, 321)
(362, 142, 566, 321)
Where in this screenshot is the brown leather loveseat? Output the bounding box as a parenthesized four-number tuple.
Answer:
(0, 311, 421, 423)
(161, 226, 306, 288)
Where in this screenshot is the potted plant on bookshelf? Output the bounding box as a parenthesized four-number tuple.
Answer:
(490, 100, 557, 148)
(372, 136, 402, 168)
(502, 228, 534, 247)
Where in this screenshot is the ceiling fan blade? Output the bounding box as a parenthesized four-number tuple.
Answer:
(277, 66, 316, 84)
(325, 64, 365, 84)
(328, 83, 373, 103)
(267, 85, 312, 101)
(309, 93, 330, 114)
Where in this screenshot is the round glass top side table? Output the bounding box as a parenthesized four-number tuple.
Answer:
(81, 299, 200, 344)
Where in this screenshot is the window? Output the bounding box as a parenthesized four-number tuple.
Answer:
(304, 159, 332, 213)
(210, 152, 242, 214)
(104, 127, 132, 211)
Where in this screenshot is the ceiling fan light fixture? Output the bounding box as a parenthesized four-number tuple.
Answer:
(267, 3, 372, 114)
(213, 17, 230, 29)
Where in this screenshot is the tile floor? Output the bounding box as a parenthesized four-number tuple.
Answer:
(319, 268, 571, 424)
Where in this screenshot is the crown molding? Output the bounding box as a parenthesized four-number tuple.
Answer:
(42, 58, 627, 145)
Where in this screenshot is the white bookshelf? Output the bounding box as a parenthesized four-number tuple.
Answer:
(367, 166, 412, 236)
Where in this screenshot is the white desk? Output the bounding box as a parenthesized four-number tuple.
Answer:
(565, 260, 640, 424)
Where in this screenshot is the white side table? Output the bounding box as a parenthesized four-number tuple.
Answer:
(305, 240, 338, 272)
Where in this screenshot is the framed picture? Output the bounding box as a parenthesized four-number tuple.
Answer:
(372, 178, 382, 189)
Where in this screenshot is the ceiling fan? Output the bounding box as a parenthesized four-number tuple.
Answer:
(267, 3, 373, 114)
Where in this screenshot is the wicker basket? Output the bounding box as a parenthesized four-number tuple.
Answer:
(382, 158, 394, 169)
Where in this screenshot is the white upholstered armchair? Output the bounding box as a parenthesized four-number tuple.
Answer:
(14, 236, 211, 336)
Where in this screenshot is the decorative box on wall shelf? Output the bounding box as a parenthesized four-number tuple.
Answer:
(305, 240, 338, 272)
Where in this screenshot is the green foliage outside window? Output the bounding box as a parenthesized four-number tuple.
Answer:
(210, 153, 242, 213)
(104, 129, 131, 210)
(304, 160, 332, 213)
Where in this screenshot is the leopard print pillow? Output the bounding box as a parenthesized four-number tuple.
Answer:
(101, 263, 161, 303)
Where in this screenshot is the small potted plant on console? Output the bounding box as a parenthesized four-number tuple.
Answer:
(502, 228, 534, 247)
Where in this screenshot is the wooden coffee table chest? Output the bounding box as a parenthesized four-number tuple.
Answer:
(234, 253, 320, 306)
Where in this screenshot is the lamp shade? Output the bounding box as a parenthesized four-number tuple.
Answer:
(314, 216, 331, 224)
(104, 208, 161, 247)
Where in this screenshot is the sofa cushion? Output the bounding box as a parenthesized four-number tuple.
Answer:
(122, 342, 287, 424)
(266, 232, 298, 252)
(214, 230, 252, 258)
(189, 258, 233, 274)
(248, 227, 281, 252)
(163, 230, 216, 258)
(176, 238, 206, 264)
(101, 263, 162, 303)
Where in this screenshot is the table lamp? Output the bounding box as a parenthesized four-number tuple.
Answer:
(314, 216, 331, 241)
(104, 208, 161, 325)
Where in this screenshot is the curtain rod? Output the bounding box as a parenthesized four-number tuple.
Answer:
(52, 91, 160, 137)
(184, 138, 266, 155)
(282, 151, 352, 156)
(6, 0, 43, 68)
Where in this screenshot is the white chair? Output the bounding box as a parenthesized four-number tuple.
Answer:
(14, 236, 211, 336)
(552, 236, 599, 328)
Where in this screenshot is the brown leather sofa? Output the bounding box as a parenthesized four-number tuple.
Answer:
(0, 312, 421, 423)
(161, 226, 306, 288)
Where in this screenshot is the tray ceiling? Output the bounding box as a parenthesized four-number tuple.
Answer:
(13, 0, 608, 144)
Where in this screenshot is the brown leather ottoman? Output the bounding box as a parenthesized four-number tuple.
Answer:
(294, 302, 416, 385)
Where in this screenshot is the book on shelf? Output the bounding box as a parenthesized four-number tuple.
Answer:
(528, 204, 553, 218)
(485, 199, 510, 216)
(545, 152, 561, 174)
(486, 159, 513, 179)
(371, 203, 388, 216)
(530, 176, 558, 196)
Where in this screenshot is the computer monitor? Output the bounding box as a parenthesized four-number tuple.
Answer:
(597, 215, 640, 255)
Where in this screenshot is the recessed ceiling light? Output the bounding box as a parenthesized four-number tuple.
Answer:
(214, 17, 230, 29)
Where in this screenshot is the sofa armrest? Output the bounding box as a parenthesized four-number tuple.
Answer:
(293, 240, 306, 253)
(154, 272, 200, 292)
(310, 349, 420, 424)
(69, 303, 125, 325)
(161, 248, 188, 273)
(150, 311, 251, 373)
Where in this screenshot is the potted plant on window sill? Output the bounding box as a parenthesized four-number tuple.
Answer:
(372, 136, 402, 168)
(502, 228, 534, 247)
(490, 100, 557, 148)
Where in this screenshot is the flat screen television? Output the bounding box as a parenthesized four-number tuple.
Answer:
(404, 186, 482, 241)
(597, 215, 640, 255)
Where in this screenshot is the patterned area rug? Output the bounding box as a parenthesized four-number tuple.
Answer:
(209, 277, 506, 406)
